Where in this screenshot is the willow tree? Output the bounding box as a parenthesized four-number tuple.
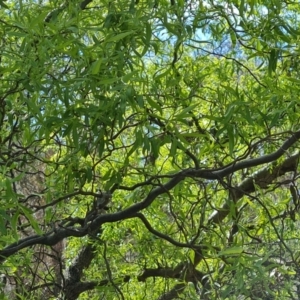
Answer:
(0, 0, 300, 299)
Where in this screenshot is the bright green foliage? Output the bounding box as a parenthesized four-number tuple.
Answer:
(0, 0, 300, 299)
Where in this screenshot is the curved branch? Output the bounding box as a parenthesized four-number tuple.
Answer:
(135, 213, 203, 250)
(208, 152, 300, 224)
(187, 130, 300, 179)
(1, 132, 299, 262)
(138, 264, 184, 282)
(0, 172, 184, 262)
(45, 0, 93, 23)
(157, 283, 186, 300)
(0, 227, 86, 262)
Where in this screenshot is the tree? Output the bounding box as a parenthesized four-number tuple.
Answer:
(0, 0, 300, 299)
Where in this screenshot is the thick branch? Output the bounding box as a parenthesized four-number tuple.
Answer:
(1, 132, 299, 262)
(186, 130, 300, 180)
(45, 0, 93, 23)
(137, 264, 184, 281)
(157, 283, 186, 300)
(209, 152, 300, 224)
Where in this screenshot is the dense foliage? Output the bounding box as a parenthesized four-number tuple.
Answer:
(0, 0, 300, 299)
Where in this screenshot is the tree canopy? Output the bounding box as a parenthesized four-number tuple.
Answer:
(0, 0, 300, 299)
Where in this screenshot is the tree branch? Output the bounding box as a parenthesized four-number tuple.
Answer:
(1, 132, 299, 263)
(44, 0, 93, 23)
(209, 152, 300, 224)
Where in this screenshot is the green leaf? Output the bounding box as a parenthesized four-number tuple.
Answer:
(174, 104, 198, 120)
(90, 59, 102, 75)
(170, 138, 177, 157)
(268, 49, 278, 74)
(11, 211, 19, 236)
(154, 68, 171, 80)
(229, 30, 236, 48)
(122, 70, 139, 83)
(106, 31, 134, 43)
(218, 246, 243, 256)
(146, 97, 163, 114)
(0, 0, 9, 8)
(86, 167, 93, 183)
(19, 205, 43, 235)
(227, 124, 235, 156)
